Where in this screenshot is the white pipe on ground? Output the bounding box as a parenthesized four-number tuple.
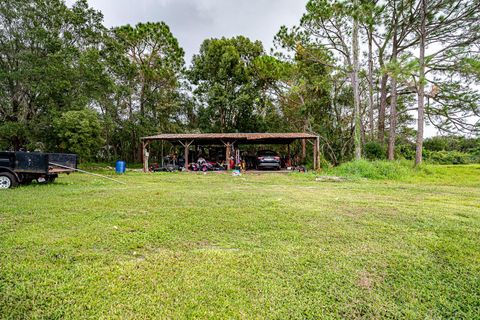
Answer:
(49, 162, 127, 185)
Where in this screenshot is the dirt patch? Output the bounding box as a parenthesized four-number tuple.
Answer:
(182, 240, 240, 252)
(357, 271, 375, 290)
(357, 270, 385, 291)
(342, 208, 367, 218)
(190, 239, 212, 248)
(132, 251, 146, 262)
(316, 176, 348, 182)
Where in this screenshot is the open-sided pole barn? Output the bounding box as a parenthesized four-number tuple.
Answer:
(140, 133, 320, 172)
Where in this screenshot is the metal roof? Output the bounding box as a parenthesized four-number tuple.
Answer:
(142, 132, 317, 141)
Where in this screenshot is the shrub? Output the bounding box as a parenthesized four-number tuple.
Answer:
(328, 160, 413, 180)
(0, 121, 27, 150)
(53, 109, 103, 161)
(424, 136, 480, 152)
(424, 136, 452, 151)
(364, 142, 386, 160)
(396, 143, 416, 160)
(424, 150, 473, 165)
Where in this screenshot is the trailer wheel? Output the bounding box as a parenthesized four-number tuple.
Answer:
(0, 172, 18, 189)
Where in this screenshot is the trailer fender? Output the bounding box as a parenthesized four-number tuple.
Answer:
(0, 167, 36, 184)
(0, 167, 20, 181)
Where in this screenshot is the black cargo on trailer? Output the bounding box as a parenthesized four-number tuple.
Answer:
(0, 152, 77, 189)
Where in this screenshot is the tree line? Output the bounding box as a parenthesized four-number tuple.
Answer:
(1, 0, 479, 165)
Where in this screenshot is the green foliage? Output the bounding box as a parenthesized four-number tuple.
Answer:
(0, 0, 105, 149)
(422, 136, 480, 164)
(0, 2, 187, 162)
(327, 160, 419, 180)
(364, 141, 386, 160)
(460, 57, 480, 80)
(1, 0, 478, 167)
(100, 22, 186, 162)
(188, 36, 271, 133)
(275, 1, 367, 164)
(326, 156, 480, 181)
(0, 122, 28, 150)
(424, 135, 480, 153)
(424, 136, 453, 151)
(53, 109, 103, 161)
(424, 150, 476, 165)
(396, 142, 416, 160)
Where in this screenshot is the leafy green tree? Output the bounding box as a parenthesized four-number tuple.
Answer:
(272, 28, 359, 164)
(0, 0, 105, 150)
(189, 36, 270, 133)
(103, 22, 186, 161)
(107, 22, 185, 119)
(297, 0, 365, 159)
(53, 109, 103, 161)
(414, 0, 480, 165)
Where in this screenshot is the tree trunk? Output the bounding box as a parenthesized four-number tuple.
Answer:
(352, 1, 362, 160)
(220, 107, 226, 133)
(387, 77, 398, 160)
(128, 95, 133, 120)
(301, 139, 306, 161)
(140, 85, 145, 117)
(387, 7, 398, 161)
(367, 25, 375, 139)
(415, 0, 427, 166)
(377, 74, 388, 144)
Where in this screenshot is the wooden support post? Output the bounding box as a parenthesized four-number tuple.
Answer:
(301, 138, 306, 161)
(313, 139, 318, 171)
(184, 142, 189, 171)
(287, 144, 291, 167)
(226, 142, 231, 170)
(316, 136, 321, 171)
(142, 141, 150, 173)
(179, 140, 194, 171)
(142, 141, 147, 173)
(161, 141, 164, 167)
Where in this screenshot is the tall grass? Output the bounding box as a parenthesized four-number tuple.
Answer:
(324, 160, 427, 180)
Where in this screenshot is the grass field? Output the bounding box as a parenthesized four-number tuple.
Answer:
(1, 165, 479, 319)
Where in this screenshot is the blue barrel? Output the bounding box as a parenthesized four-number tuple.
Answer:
(115, 160, 126, 174)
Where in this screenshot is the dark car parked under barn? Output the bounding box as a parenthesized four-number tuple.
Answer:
(256, 150, 281, 170)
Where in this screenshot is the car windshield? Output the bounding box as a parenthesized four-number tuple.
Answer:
(258, 151, 277, 156)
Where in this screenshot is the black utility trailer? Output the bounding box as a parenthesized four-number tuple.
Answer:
(0, 152, 77, 189)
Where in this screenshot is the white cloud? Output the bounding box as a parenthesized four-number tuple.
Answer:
(71, 0, 307, 63)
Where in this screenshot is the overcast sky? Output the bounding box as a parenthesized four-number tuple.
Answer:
(73, 0, 307, 65)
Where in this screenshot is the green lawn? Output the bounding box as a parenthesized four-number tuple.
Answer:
(1, 165, 479, 319)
